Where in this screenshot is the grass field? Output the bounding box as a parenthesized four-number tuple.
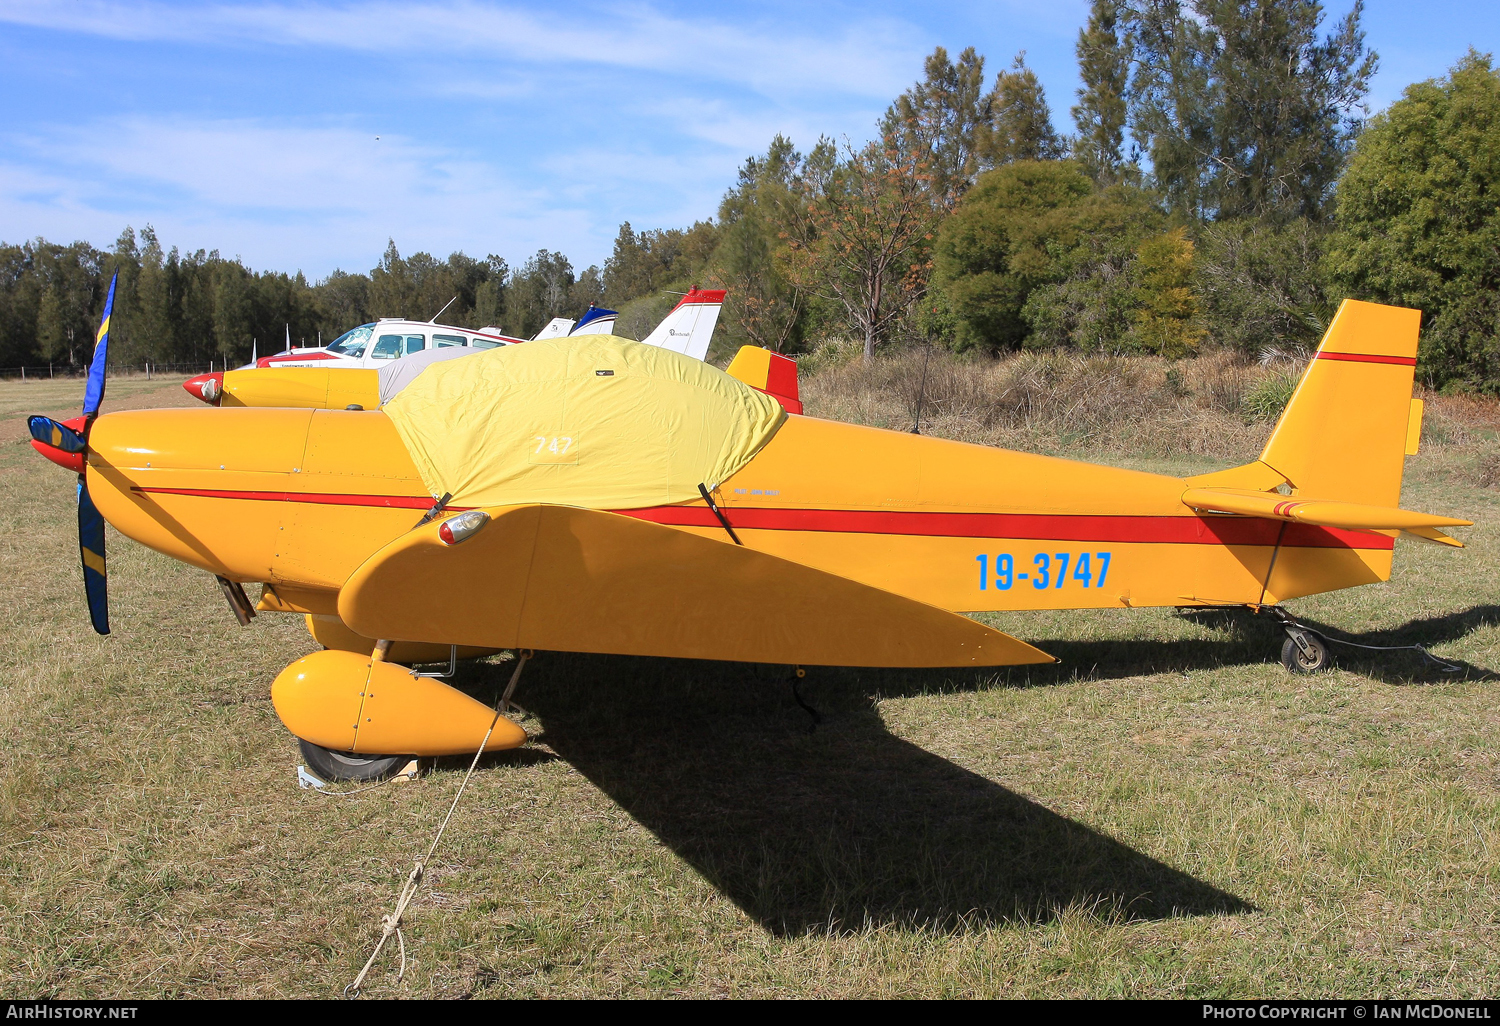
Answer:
(2, 362, 1499, 998)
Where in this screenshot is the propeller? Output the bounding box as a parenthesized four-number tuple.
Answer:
(27, 271, 116, 636)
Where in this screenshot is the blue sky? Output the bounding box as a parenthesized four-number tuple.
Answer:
(1, 0, 1496, 279)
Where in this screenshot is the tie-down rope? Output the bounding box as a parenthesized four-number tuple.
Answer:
(1272, 608, 1463, 674)
(345, 650, 531, 998)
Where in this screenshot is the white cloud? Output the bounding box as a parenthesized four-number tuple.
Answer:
(0, 2, 946, 273)
(0, 117, 605, 274)
(0, 0, 923, 101)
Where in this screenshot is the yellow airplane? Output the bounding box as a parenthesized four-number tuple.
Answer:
(30, 297, 1467, 781)
(178, 329, 806, 414)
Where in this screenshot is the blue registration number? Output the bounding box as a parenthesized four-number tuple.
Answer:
(975, 552, 1112, 591)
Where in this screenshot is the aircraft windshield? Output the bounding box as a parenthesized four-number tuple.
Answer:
(326, 324, 374, 357)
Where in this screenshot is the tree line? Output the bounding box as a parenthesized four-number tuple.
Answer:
(3, 0, 1498, 390)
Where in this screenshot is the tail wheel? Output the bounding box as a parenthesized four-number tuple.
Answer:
(1280, 632, 1330, 673)
(298, 738, 410, 782)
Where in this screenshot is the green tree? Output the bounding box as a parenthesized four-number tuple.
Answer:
(1020, 184, 1168, 350)
(1131, 226, 1205, 355)
(318, 270, 372, 333)
(506, 250, 576, 338)
(783, 137, 941, 361)
(35, 285, 65, 365)
(569, 265, 605, 315)
(881, 46, 992, 209)
(1126, 0, 1377, 220)
(1073, 0, 1132, 184)
(130, 226, 172, 364)
(103, 227, 141, 363)
(368, 240, 416, 318)
(982, 54, 1065, 165)
(472, 256, 509, 329)
(32, 242, 103, 367)
(931, 160, 1094, 351)
(1327, 50, 1500, 390)
(211, 261, 254, 363)
(707, 136, 809, 353)
(1195, 217, 1333, 355)
(177, 250, 217, 363)
(603, 221, 719, 308)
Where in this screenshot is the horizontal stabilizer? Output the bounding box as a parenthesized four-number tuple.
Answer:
(1182, 487, 1471, 532)
(340, 504, 1054, 668)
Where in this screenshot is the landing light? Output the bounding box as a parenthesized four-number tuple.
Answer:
(438, 510, 489, 545)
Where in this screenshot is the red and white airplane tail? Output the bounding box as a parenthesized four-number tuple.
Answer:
(640, 287, 725, 362)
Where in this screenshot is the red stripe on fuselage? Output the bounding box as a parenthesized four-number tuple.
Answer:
(124, 488, 1395, 550)
(1316, 352, 1418, 367)
(618, 505, 1394, 550)
(133, 486, 450, 510)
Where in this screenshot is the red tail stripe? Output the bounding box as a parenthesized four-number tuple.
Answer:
(1316, 352, 1417, 367)
(673, 289, 726, 309)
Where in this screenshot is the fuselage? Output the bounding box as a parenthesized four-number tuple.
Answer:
(85, 407, 1393, 633)
(257, 320, 515, 371)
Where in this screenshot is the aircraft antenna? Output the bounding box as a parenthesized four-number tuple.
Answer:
(697, 484, 742, 545)
(911, 344, 931, 434)
(429, 295, 458, 323)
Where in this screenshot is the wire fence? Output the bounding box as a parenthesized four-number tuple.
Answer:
(0, 362, 228, 382)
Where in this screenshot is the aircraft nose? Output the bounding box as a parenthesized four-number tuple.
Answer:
(184, 372, 223, 405)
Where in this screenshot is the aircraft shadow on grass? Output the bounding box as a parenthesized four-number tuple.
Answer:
(1150, 603, 1500, 684)
(451, 652, 1252, 936)
(441, 605, 1498, 933)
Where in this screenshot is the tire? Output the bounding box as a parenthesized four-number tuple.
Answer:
(298, 738, 410, 783)
(1280, 632, 1330, 673)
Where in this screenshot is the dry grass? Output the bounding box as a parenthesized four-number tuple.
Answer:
(2, 369, 1500, 998)
(802, 347, 1271, 462)
(803, 346, 1500, 473)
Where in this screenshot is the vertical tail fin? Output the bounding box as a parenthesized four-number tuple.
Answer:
(640, 287, 725, 361)
(532, 317, 575, 340)
(569, 306, 618, 336)
(725, 345, 802, 414)
(1259, 299, 1423, 507)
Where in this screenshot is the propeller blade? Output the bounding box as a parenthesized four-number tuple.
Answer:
(27, 415, 87, 454)
(77, 478, 110, 636)
(83, 271, 117, 420)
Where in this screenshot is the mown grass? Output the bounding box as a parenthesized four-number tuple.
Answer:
(1, 362, 1499, 998)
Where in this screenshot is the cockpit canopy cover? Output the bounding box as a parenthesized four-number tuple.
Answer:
(383, 335, 786, 510)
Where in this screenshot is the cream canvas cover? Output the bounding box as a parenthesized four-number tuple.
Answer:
(383, 335, 785, 510)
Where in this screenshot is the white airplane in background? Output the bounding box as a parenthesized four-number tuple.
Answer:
(248, 289, 724, 371)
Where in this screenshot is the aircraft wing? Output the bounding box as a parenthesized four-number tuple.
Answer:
(1181, 487, 1471, 544)
(339, 504, 1054, 668)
